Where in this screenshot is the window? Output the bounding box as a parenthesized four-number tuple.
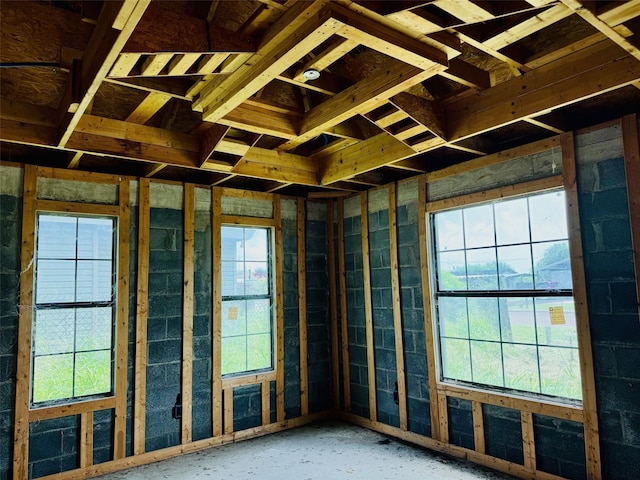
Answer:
(221, 226, 274, 376)
(431, 190, 582, 401)
(32, 214, 116, 406)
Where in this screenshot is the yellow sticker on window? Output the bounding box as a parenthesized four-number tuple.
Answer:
(228, 306, 238, 320)
(549, 306, 565, 325)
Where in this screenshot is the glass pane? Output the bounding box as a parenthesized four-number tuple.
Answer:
(76, 307, 113, 351)
(221, 261, 245, 296)
(247, 334, 272, 371)
(466, 247, 498, 290)
(503, 343, 540, 393)
(529, 191, 568, 242)
(245, 262, 269, 295)
(221, 300, 247, 338)
(468, 297, 500, 341)
(501, 298, 536, 344)
(438, 297, 468, 338)
(74, 350, 112, 397)
(441, 338, 471, 382)
(221, 227, 244, 261)
(245, 228, 268, 261)
(437, 250, 466, 290)
(539, 346, 582, 400)
(76, 260, 113, 302)
(535, 297, 578, 347)
(463, 204, 495, 248)
(495, 197, 530, 246)
(34, 309, 75, 355)
(77, 218, 113, 260)
(533, 240, 572, 290)
(435, 210, 464, 252)
(36, 260, 75, 303)
(498, 245, 533, 290)
(471, 340, 503, 387)
(37, 216, 76, 259)
(247, 299, 271, 335)
(222, 336, 247, 375)
(32, 354, 73, 403)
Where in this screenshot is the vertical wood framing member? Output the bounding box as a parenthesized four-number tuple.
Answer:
(521, 411, 536, 470)
(114, 179, 131, 460)
(224, 388, 234, 434)
(13, 164, 37, 480)
(437, 393, 449, 444)
(327, 200, 341, 409)
(274, 195, 286, 422)
(561, 132, 602, 480)
(361, 192, 377, 422)
(261, 381, 271, 425)
(418, 175, 442, 440)
(212, 187, 223, 436)
(134, 178, 150, 455)
(388, 183, 408, 430)
(338, 198, 351, 411)
(472, 401, 485, 454)
(621, 114, 640, 318)
(182, 183, 195, 444)
(297, 198, 309, 416)
(80, 412, 94, 468)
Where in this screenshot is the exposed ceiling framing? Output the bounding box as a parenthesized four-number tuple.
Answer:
(1, 0, 640, 195)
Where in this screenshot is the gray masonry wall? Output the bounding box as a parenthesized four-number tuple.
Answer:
(576, 122, 640, 480)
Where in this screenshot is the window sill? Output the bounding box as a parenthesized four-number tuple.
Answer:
(222, 370, 276, 388)
(29, 396, 116, 421)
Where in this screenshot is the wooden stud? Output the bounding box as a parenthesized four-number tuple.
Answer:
(621, 114, 640, 319)
(262, 382, 271, 425)
(134, 178, 150, 455)
(212, 187, 223, 437)
(337, 198, 351, 411)
(114, 178, 131, 460)
(80, 412, 94, 468)
(388, 184, 408, 431)
(360, 192, 377, 422)
(13, 164, 37, 480)
(182, 183, 195, 444)
(297, 198, 309, 416)
(560, 132, 602, 480)
(327, 200, 341, 410)
(35, 200, 119, 216)
(472, 401, 485, 455)
(521, 411, 536, 470)
(274, 195, 286, 422)
(417, 175, 441, 440)
(438, 393, 449, 444)
(224, 388, 234, 434)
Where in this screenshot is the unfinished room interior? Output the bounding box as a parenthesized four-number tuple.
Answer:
(1, 0, 640, 479)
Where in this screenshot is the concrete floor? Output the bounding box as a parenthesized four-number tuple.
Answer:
(96, 421, 517, 480)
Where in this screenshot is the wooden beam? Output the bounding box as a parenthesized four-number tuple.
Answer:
(274, 195, 286, 422)
(182, 184, 195, 444)
(440, 58, 492, 89)
(321, 133, 416, 184)
(212, 188, 223, 437)
(622, 114, 640, 320)
(58, 0, 151, 147)
(199, 124, 230, 167)
(219, 102, 300, 139)
(432, 0, 495, 23)
(327, 200, 341, 409)
(337, 198, 351, 411)
(126, 92, 172, 124)
(561, 133, 601, 480)
(134, 178, 150, 455)
(446, 42, 640, 142)
(297, 198, 309, 416)
(391, 92, 446, 139)
(140, 53, 173, 76)
(293, 38, 359, 82)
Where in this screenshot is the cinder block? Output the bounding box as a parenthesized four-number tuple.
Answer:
(597, 157, 627, 190)
(369, 229, 390, 249)
(588, 282, 611, 314)
(147, 339, 181, 365)
(615, 347, 640, 380)
(397, 224, 418, 246)
(600, 440, 640, 480)
(592, 344, 617, 377)
(586, 251, 635, 281)
(579, 189, 630, 222)
(610, 282, 639, 314)
(597, 377, 640, 414)
(590, 314, 640, 344)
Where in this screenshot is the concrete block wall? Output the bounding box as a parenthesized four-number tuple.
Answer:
(0, 180, 20, 480)
(576, 122, 640, 480)
(232, 385, 262, 431)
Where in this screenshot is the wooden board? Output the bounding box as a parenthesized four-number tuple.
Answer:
(327, 200, 341, 409)
(622, 114, 640, 319)
(182, 183, 195, 444)
(212, 187, 223, 437)
(274, 195, 286, 422)
(338, 198, 351, 411)
(297, 198, 309, 416)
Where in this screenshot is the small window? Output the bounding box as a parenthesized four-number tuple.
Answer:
(221, 226, 274, 376)
(431, 190, 582, 402)
(32, 214, 116, 406)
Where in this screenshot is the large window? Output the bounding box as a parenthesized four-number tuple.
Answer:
(221, 226, 274, 376)
(32, 214, 116, 406)
(431, 190, 582, 401)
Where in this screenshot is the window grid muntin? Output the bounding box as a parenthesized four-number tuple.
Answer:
(31, 213, 116, 407)
(431, 190, 581, 402)
(221, 226, 274, 377)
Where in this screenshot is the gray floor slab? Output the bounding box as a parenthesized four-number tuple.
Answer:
(96, 421, 517, 479)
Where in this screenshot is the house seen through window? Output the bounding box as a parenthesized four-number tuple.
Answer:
(32, 214, 116, 406)
(431, 189, 582, 402)
(221, 226, 274, 376)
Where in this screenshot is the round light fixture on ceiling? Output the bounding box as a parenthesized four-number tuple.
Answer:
(303, 68, 320, 81)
